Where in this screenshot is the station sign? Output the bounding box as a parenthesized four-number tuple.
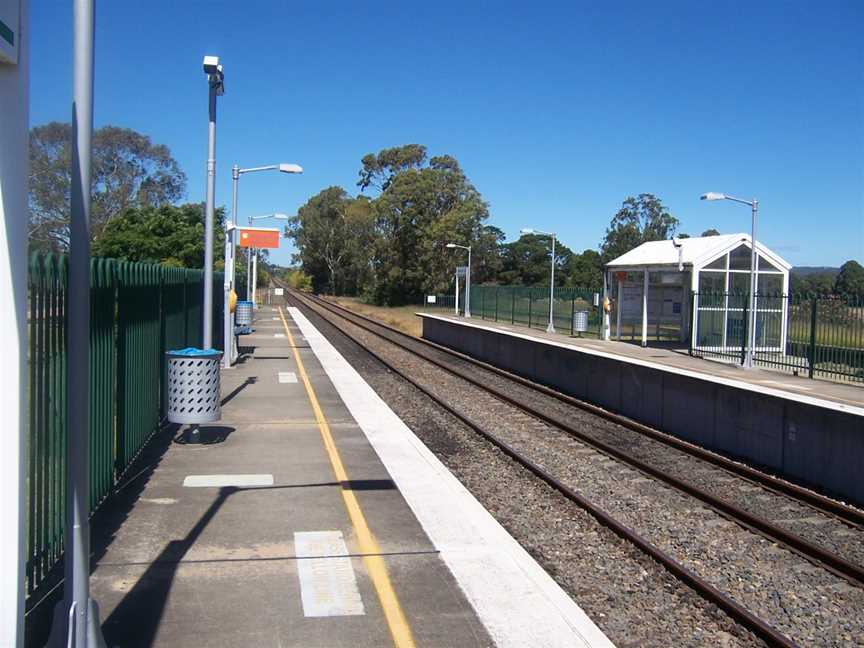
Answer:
(0, 0, 19, 64)
(274, 288, 284, 296)
(237, 226, 280, 249)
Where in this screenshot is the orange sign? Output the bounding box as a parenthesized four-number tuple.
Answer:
(237, 227, 280, 249)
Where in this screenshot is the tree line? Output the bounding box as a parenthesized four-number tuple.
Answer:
(27, 124, 863, 303)
(289, 144, 696, 304)
(27, 121, 264, 289)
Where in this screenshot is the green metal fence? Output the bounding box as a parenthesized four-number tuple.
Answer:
(26, 253, 223, 600)
(427, 285, 603, 336)
(691, 291, 864, 383)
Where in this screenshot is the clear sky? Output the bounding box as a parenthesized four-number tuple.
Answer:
(30, 0, 863, 268)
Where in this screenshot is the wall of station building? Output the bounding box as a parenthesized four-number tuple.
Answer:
(420, 315, 864, 506)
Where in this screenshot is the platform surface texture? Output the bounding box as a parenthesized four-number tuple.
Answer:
(87, 304, 613, 648)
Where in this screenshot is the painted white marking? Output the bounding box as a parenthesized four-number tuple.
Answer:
(295, 531, 365, 617)
(273, 333, 286, 338)
(183, 474, 274, 488)
(418, 313, 864, 417)
(289, 307, 613, 648)
(272, 317, 280, 320)
(278, 371, 298, 384)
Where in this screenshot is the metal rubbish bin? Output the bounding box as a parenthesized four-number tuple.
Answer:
(235, 300, 253, 326)
(165, 348, 223, 424)
(573, 310, 589, 335)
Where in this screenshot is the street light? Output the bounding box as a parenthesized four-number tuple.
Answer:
(700, 192, 759, 368)
(247, 213, 290, 305)
(223, 163, 302, 368)
(445, 243, 472, 317)
(521, 227, 557, 333)
(202, 55, 224, 351)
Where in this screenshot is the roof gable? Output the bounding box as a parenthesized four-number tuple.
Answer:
(605, 234, 791, 271)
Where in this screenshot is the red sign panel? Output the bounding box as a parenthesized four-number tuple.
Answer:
(238, 227, 280, 249)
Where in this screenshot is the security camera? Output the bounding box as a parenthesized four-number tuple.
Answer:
(203, 55, 220, 75)
(672, 236, 682, 248)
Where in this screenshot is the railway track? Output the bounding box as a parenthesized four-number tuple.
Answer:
(284, 287, 864, 648)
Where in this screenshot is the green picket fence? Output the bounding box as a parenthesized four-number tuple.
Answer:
(26, 253, 223, 600)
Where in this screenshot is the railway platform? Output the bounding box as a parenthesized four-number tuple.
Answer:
(87, 304, 613, 647)
(419, 313, 864, 505)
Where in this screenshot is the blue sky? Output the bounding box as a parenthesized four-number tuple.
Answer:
(30, 1, 863, 267)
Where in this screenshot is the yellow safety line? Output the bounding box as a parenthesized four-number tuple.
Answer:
(278, 307, 416, 648)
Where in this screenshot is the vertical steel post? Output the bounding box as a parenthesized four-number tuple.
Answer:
(56, 1, 107, 645)
(808, 296, 818, 379)
(546, 234, 556, 333)
(203, 75, 218, 349)
(465, 246, 472, 318)
(511, 288, 515, 324)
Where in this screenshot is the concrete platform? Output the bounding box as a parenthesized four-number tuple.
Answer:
(419, 313, 864, 506)
(88, 305, 613, 648)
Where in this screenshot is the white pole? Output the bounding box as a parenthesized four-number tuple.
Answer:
(0, 1, 29, 643)
(546, 234, 556, 333)
(223, 167, 238, 368)
(642, 268, 649, 346)
(746, 201, 758, 368)
(602, 272, 610, 340)
(616, 277, 623, 340)
(465, 247, 472, 318)
(252, 249, 258, 307)
(455, 271, 460, 315)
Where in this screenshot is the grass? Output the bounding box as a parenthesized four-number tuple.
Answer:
(322, 296, 429, 337)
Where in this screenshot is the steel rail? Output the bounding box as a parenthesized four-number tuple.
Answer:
(298, 290, 864, 528)
(287, 289, 800, 648)
(291, 289, 864, 589)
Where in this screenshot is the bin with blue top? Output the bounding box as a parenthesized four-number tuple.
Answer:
(166, 348, 223, 441)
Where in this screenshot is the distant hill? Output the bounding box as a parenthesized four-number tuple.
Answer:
(792, 266, 839, 277)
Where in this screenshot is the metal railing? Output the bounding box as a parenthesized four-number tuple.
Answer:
(26, 253, 223, 600)
(426, 285, 603, 337)
(691, 291, 864, 384)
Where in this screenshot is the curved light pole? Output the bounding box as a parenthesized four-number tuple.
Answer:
(223, 163, 302, 368)
(247, 213, 289, 305)
(521, 228, 557, 333)
(445, 243, 471, 317)
(701, 192, 759, 368)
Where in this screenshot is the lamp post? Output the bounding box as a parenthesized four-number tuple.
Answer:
(521, 228, 557, 333)
(224, 163, 302, 368)
(202, 56, 224, 350)
(247, 213, 289, 305)
(700, 192, 759, 368)
(445, 243, 472, 317)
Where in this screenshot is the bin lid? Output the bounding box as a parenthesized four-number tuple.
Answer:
(166, 347, 223, 358)
(236, 300, 254, 306)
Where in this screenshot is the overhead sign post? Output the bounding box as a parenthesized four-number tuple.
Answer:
(237, 226, 280, 307)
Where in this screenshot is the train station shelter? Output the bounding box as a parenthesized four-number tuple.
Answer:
(603, 233, 791, 351)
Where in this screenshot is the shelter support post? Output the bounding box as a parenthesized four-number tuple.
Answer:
(641, 268, 649, 347)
